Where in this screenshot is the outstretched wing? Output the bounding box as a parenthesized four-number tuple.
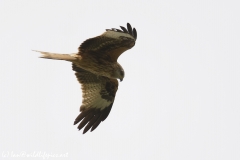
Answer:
(78, 23, 137, 62)
(72, 64, 118, 134)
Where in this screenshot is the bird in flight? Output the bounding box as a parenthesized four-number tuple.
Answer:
(34, 23, 137, 134)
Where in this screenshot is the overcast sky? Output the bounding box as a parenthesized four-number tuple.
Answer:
(1, 0, 240, 159)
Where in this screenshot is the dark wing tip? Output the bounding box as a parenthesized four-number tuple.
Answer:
(127, 23, 137, 40)
(127, 23, 133, 35)
(120, 26, 128, 33)
(74, 104, 113, 134)
(133, 28, 137, 40)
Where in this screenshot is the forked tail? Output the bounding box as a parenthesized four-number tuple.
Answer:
(32, 50, 78, 61)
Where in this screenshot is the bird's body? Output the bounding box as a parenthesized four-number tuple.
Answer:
(34, 23, 137, 134)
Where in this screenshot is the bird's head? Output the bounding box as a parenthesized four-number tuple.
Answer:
(112, 63, 125, 82)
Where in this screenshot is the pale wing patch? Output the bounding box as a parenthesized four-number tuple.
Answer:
(101, 31, 134, 40)
(92, 96, 112, 109)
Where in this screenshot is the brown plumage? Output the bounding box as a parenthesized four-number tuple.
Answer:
(33, 23, 137, 134)
(72, 64, 118, 133)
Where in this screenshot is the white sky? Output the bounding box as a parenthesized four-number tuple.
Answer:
(1, 0, 240, 159)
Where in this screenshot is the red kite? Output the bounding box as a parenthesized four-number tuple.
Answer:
(34, 23, 137, 134)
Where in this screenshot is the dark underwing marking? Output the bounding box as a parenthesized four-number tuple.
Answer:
(104, 81, 117, 98)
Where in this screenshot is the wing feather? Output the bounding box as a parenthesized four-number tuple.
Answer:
(72, 64, 118, 134)
(90, 114, 104, 132)
(83, 112, 101, 133)
(133, 28, 137, 39)
(77, 112, 94, 130)
(120, 26, 128, 33)
(127, 23, 133, 35)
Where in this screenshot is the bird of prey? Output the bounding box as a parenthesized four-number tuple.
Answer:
(34, 23, 137, 134)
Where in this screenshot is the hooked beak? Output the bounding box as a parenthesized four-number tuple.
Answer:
(120, 79, 123, 82)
